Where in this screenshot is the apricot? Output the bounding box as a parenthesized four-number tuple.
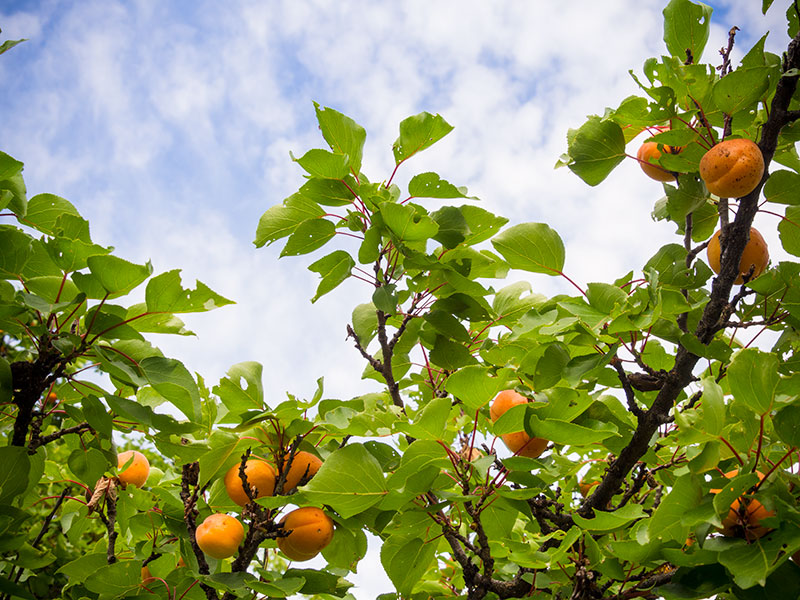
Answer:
(117, 450, 150, 488)
(637, 141, 680, 182)
(579, 480, 600, 498)
(706, 227, 769, 284)
(277, 506, 334, 561)
(282, 451, 323, 492)
(711, 469, 774, 541)
(699, 138, 764, 198)
(141, 565, 155, 584)
(195, 513, 244, 559)
(490, 390, 548, 459)
(224, 459, 276, 506)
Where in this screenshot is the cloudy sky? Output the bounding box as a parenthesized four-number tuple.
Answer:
(0, 0, 790, 596)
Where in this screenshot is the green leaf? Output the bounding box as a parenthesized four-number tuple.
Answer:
(663, 0, 712, 61)
(566, 116, 626, 186)
(0, 225, 32, 279)
(586, 282, 628, 314)
(254, 193, 325, 247)
(67, 448, 108, 487)
(197, 432, 250, 487)
(285, 568, 353, 596)
(727, 348, 779, 414)
(45, 235, 110, 273)
(397, 396, 453, 440)
(0, 39, 26, 55)
(712, 67, 770, 116)
(145, 269, 234, 313)
(431, 206, 469, 249)
(408, 172, 470, 199)
(82, 559, 141, 595)
(86, 255, 152, 297)
(308, 250, 354, 302)
(0, 447, 30, 503)
(292, 148, 350, 179)
(139, 356, 201, 421)
(280, 218, 336, 256)
(778, 206, 800, 257)
(648, 473, 702, 542)
(0, 575, 35, 600)
(461, 205, 508, 245)
(314, 102, 366, 173)
(212, 361, 265, 415)
(665, 177, 708, 221)
(773, 404, 800, 446)
(430, 335, 477, 370)
(424, 309, 470, 343)
(380, 535, 437, 596)
(527, 414, 618, 446)
(392, 112, 454, 164)
(351, 303, 378, 345)
(0, 152, 24, 182)
(81, 395, 113, 439)
(764, 170, 800, 205)
(573, 504, 647, 533)
(299, 177, 356, 207)
(358, 225, 381, 264)
(381, 202, 438, 242)
(491, 222, 565, 275)
(699, 377, 725, 436)
(247, 575, 305, 597)
(372, 285, 397, 314)
(106, 395, 198, 435)
(444, 366, 510, 412)
(301, 444, 387, 518)
(24, 193, 81, 236)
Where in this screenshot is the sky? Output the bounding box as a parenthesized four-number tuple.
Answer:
(0, 0, 792, 597)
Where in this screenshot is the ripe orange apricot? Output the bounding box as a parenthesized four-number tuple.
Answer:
(579, 480, 600, 498)
(117, 450, 150, 488)
(196, 513, 244, 559)
(490, 390, 549, 459)
(490, 389, 528, 422)
(224, 459, 276, 506)
(43, 391, 58, 408)
(141, 565, 155, 584)
(706, 227, 769, 284)
(277, 507, 334, 562)
(282, 451, 323, 492)
(711, 469, 774, 541)
(699, 138, 764, 198)
(637, 141, 680, 182)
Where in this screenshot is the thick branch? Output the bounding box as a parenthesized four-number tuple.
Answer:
(28, 422, 93, 452)
(581, 28, 800, 518)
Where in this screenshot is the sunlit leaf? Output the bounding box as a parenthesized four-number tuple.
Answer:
(491, 222, 565, 274)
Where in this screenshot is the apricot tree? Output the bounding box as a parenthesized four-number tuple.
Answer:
(2, 1, 800, 599)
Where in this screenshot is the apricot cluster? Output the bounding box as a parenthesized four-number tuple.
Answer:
(192, 447, 329, 562)
(223, 450, 323, 506)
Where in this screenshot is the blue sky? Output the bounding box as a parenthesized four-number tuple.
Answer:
(0, 0, 791, 595)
